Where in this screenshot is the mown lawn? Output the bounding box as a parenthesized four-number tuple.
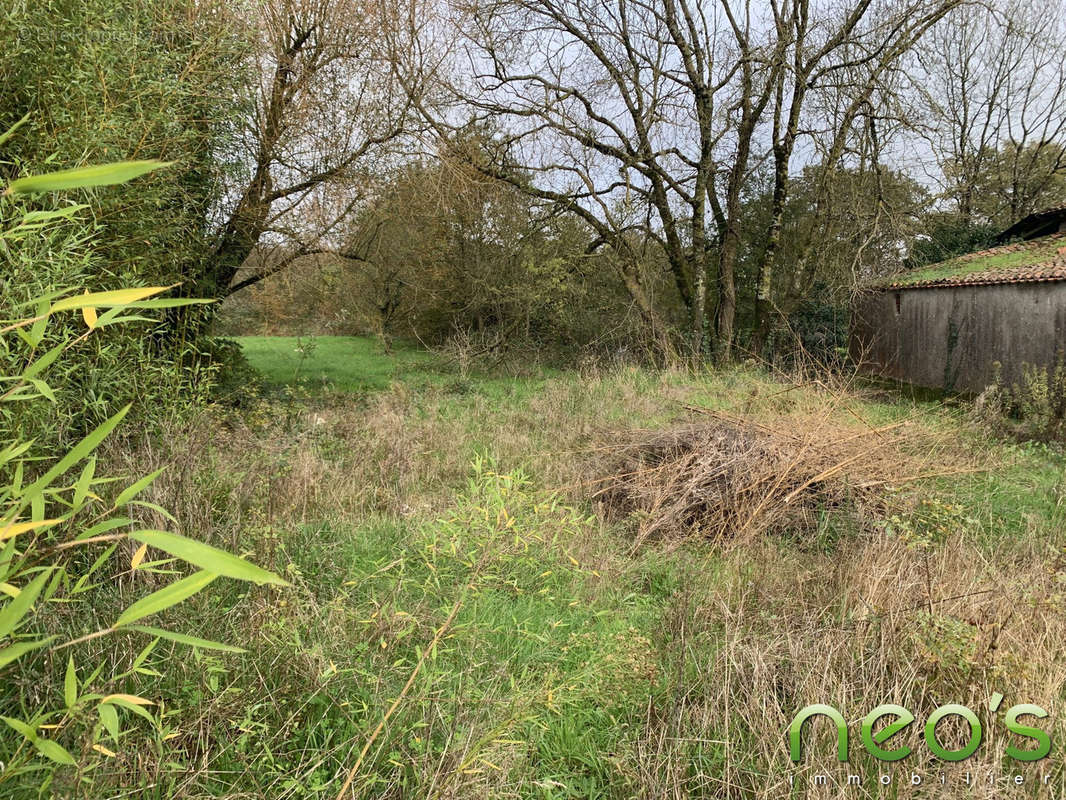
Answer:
(237, 335, 444, 393)
(73, 336, 1066, 799)
(238, 335, 560, 402)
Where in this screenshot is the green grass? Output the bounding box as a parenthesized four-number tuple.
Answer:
(137, 461, 676, 798)
(237, 335, 445, 393)
(235, 334, 1066, 557)
(237, 335, 561, 403)
(33, 335, 1066, 798)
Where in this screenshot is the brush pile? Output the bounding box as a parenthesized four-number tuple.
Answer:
(593, 406, 962, 543)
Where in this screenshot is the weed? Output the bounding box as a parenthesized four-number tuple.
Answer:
(45, 334, 1066, 798)
(979, 352, 1066, 441)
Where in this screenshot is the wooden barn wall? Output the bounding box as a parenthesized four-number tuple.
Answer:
(850, 283, 1066, 394)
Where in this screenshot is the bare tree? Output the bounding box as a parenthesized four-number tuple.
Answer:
(204, 0, 418, 300)
(915, 0, 1066, 225)
(391, 0, 960, 360)
(392, 0, 771, 359)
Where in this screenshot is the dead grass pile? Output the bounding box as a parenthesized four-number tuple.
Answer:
(594, 404, 972, 544)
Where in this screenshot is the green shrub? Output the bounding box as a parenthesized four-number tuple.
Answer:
(0, 159, 285, 796)
(0, 186, 221, 451)
(0, 0, 249, 449)
(1009, 354, 1066, 440)
(979, 354, 1066, 441)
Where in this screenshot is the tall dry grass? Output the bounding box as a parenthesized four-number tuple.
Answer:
(92, 365, 1065, 798)
(637, 528, 1066, 798)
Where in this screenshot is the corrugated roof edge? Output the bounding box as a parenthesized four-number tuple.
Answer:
(864, 273, 1066, 291)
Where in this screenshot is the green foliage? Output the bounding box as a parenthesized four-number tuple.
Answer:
(904, 213, 999, 270)
(943, 141, 1066, 228)
(0, 186, 216, 451)
(906, 610, 981, 691)
(981, 352, 1066, 441)
(1009, 357, 1066, 441)
(884, 497, 977, 550)
(0, 161, 284, 796)
(218, 156, 654, 362)
(0, 0, 249, 448)
(0, 0, 245, 288)
(767, 296, 849, 368)
(741, 165, 929, 298)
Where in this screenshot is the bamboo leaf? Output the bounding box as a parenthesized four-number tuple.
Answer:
(0, 113, 30, 148)
(21, 342, 64, 381)
(35, 737, 76, 765)
(91, 314, 157, 328)
(19, 406, 130, 513)
(125, 501, 177, 524)
(76, 517, 133, 541)
(13, 327, 35, 348)
(72, 458, 97, 510)
(14, 289, 66, 310)
(130, 638, 157, 671)
(130, 543, 148, 571)
(113, 571, 217, 627)
(1, 715, 35, 741)
(0, 637, 56, 669)
(0, 440, 33, 468)
(103, 696, 155, 724)
(28, 319, 47, 349)
(42, 568, 64, 603)
(113, 468, 165, 509)
(27, 379, 56, 403)
(131, 625, 245, 653)
(14, 205, 87, 226)
(128, 530, 287, 586)
(99, 693, 152, 706)
(0, 569, 53, 638)
(82, 544, 117, 581)
(50, 287, 173, 313)
(98, 704, 119, 743)
(111, 298, 213, 309)
(4, 160, 173, 195)
(0, 538, 16, 583)
(64, 657, 77, 709)
(0, 519, 63, 541)
(91, 298, 212, 329)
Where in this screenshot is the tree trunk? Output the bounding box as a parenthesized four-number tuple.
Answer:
(611, 250, 676, 364)
(715, 217, 740, 362)
(751, 147, 793, 356)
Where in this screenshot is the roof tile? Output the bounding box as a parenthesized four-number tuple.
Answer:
(869, 232, 1066, 290)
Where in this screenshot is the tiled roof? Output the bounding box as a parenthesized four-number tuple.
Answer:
(867, 232, 1066, 290)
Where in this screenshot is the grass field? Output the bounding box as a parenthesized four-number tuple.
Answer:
(68, 336, 1066, 798)
(237, 335, 560, 402)
(237, 335, 445, 393)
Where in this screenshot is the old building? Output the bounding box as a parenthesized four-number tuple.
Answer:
(850, 208, 1066, 393)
